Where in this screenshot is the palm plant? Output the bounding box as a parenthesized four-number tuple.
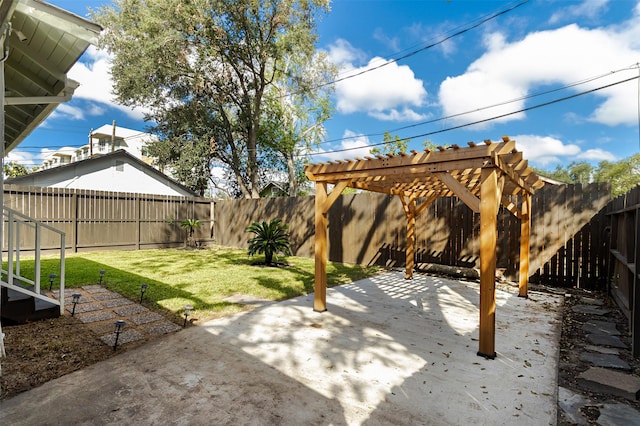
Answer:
(180, 219, 202, 248)
(245, 219, 292, 265)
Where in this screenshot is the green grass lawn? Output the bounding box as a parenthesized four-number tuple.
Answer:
(27, 246, 381, 322)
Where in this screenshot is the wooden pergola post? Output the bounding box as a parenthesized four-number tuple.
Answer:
(478, 168, 500, 359)
(312, 181, 349, 312)
(314, 182, 328, 312)
(405, 195, 416, 279)
(519, 193, 532, 298)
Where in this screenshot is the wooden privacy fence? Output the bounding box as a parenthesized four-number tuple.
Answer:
(4, 183, 612, 288)
(2, 185, 215, 252)
(606, 186, 640, 355)
(215, 183, 611, 286)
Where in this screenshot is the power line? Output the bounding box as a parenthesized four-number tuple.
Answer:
(286, 0, 529, 97)
(306, 73, 640, 157)
(11, 73, 638, 166)
(316, 64, 640, 147)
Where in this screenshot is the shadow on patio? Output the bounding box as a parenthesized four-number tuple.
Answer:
(0, 271, 562, 425)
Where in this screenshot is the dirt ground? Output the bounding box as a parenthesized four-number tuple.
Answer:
(555, 286, 640, 424)
(2, 282, 640, 425)
(1, 314, 115, 399)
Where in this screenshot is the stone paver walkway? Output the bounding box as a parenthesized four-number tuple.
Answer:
(558, 294, 640, 424)
(55, 285, 181, 348)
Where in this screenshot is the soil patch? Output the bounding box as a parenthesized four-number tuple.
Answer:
(1, 287, 182, 400)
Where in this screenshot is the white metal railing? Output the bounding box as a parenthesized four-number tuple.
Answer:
(1, 206, 66, 314)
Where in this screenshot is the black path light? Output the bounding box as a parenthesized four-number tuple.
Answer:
(183, 305, 193, 327)
(48, 273, 57, 291)
(71, 293, 81, 316)
(139, 283, 148, 304)
(99, 269, 105, 285)
(113, 320, 126, 351)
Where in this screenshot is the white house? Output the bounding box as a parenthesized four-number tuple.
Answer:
(7, 150, 197, 197)
(41, 124, 158, 170)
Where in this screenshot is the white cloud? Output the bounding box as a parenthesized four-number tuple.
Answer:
(313, 130, 373, 162)
(549, 0, 610, 24)
(406, 22, 458, 58)
(370, 108, 430, 122)
(68, 46, 147, 120)
(373, 28, 400, 52)
(5, 149, 35, 165)
(327, 39, 428, 122)
(512, 134, 615, 166)
(577, 148, 617, 161)
(335, 58, 427, 117)
(50, 103, 86, 121)
(438, 19, 640, 128)
(327, 39, 367, 68)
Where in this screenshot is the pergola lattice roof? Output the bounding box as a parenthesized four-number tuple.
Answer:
(305, 136, 544, 358)
(305, 136, 543, 205)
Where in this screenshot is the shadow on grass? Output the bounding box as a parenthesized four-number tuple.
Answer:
(24, 250, 380, 322)
(27, 257, 231, 323)
(250, 261, 381, 297)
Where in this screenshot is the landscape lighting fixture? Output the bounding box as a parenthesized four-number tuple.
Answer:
(99, 270, 105, 285)
(49, 273, 57, 291)
(183, 305, 193, 327)
(71, 293, 81, 316)
(140, 283, 148, 304)
(113, 320, 126, 351)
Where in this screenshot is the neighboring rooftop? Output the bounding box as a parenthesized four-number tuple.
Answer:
(7, 149, 198, 197)
(41, 124, 157, 170)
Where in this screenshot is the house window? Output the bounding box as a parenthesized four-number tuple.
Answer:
(116, 160, 124, 172)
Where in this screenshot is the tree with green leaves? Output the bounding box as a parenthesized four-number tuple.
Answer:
(423, 140, 450, 151)
(593, 154, 640, 197)
(259, 54, 335, 196)
(535, 154, 640, 197)
(3, 161, 29, 178)
(371, 132, 410, 156)
(93, 0, 332, 198)
(533, 161, 594, 184)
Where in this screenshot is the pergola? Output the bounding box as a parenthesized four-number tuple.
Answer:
(304, 137, 544, 358)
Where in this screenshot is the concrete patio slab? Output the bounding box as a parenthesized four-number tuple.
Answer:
(0, 272, 563, 425)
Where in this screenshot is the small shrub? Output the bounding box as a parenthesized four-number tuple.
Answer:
(245, 218, 292, 265)
(180, 219, 202, 248)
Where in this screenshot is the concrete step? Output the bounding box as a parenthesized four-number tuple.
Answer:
(578, 367, 640, 400)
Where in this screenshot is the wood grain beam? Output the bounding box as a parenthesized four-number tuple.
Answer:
(492, 153, 535, 195)
(519, 193, 532, 298)
(500, 195, 521, 218)
(322, 181, 349, 213)
(415, 194, 437, 218)
(314, 182, 328, 312)
(404, 195, 417, 279)
(478, 168, 501, 359)
(434, 172, 480, 213)
(304, 142, 512, 176)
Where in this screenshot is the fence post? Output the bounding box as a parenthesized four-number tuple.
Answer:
(210, 200, 215, 240)
(633, 205, 640, 357)
(136, 195, 141, 250)
(72, 192, 78, 252)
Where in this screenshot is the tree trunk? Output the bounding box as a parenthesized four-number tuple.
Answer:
(286, 154, 298, 196)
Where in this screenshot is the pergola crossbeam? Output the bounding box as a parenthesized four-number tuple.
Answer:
(434, 172, 480, 213)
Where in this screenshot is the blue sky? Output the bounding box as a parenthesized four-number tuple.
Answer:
(11, 0, 640, 170)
